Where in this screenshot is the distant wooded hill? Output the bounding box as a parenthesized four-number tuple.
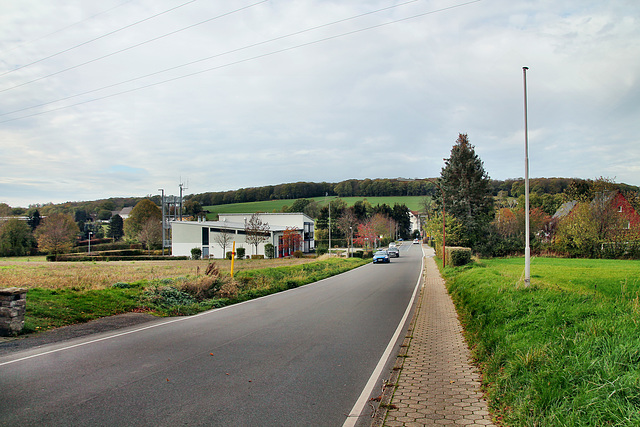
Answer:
(186, 177, 639, 207)
(18, 177, 638, 217)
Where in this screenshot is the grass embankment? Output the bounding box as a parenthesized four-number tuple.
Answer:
(442, 257, 640, 426)
(1, 257, 369, 334)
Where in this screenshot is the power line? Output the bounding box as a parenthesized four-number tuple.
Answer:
(0, 0, 269, 94)
(0, 0, 135, 58)
(0, 0, 200, 78)
(0, 0, 482, 124)
(0, 0, 422, 114)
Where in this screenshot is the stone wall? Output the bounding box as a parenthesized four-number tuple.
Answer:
(0, 287, 27, 336)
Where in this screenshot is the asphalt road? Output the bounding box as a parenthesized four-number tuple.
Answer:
(0, 243, 423, 426)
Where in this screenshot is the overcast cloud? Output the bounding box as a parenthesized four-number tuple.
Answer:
(1, 0, 639, 207)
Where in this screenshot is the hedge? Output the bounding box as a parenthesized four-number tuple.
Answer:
(47, 255, 189, 262)
(444, 246, 472, 266)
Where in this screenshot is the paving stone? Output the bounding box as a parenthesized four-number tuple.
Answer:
(377, 247, 496, 427)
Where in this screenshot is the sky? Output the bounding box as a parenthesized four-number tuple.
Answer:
(1, 0, 639, 207)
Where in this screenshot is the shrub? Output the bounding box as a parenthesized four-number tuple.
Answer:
(293, 250, 303, 258)
(143, 286, 195, 308)
(264, 243, 275, 259)
(251, 255, 264, 259)
(353, 251, 364, 258)
(236, 247, 245, 259)
(180, 275, 221, 301)
(111, 282, 131, 288)
(316, 245, 328, 256)
(217, 280, 239, 299)
(445, 246, 472, 266)
(191, 247, 202, 260)
(226, 251, 233, 260)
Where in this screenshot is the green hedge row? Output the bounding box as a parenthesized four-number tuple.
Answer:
(47, 255, 189, 262)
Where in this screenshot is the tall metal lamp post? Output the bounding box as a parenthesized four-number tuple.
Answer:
(523, 67, 531, 287)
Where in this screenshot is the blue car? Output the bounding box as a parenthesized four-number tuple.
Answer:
(373, 250, 390, 263)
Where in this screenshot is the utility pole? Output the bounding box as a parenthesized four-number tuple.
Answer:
(328, 197, 331, 257)
(159, 189, 165, 256)
(523, 66, 531, 287)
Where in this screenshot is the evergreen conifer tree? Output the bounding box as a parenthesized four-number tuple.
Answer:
(438, 133, 494, 249)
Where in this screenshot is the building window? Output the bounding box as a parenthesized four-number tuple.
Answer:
(202, 227, 209, 245)
(618, 206, 623, 213)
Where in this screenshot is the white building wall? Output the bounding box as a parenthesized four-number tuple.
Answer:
(171, 221, 294, 259)
(171, 221, 204, 257)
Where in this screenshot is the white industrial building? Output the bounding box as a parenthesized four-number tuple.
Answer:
(171, 213, 314, 259)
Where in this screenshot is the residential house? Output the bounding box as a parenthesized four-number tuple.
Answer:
(171, 213, 314, 259)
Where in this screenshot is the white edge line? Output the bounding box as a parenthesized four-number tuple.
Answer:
(0, 264, 368, 368)
(0, 290, 270, 368)
(342, 247, 425, 426)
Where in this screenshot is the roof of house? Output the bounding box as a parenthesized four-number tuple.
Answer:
(552, 201, 578, 219)
(170, 220, 291, 232)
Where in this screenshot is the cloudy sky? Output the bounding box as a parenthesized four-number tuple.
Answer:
(1, 0, 638, 207)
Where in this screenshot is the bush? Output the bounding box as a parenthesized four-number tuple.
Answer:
(236, 247, 245, 259)
(191, 247, 202, 260)
(446, 246, 472, 266)
(226, 251, 233, 260)
(316, 245, 328, 256)
(264, 243, 275, 259)
(180, 275, 222, 301)
(293, 250, 303, 258)
(251, 255, 264, 259)
(353, 251, 364, 258)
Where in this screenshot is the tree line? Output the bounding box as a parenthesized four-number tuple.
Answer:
(185, 177, 637, 208)
(424, 134, 640, 259)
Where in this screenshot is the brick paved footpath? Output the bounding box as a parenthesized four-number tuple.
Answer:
(371, 246, 495, 426)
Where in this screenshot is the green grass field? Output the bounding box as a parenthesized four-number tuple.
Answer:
(18, 257, 369, 333)
(441, 257, 640, 426)
(203, 195, 428, 218)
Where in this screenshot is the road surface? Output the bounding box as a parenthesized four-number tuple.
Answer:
(0, 243, 423, 426)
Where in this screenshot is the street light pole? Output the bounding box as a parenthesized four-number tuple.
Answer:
(523, 66, 531, 287)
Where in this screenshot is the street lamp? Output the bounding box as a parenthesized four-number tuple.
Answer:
(523, 67, 531, 287)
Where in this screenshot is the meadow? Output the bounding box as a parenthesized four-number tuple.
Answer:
(203, 195, 428, 217)
(442, 257, 640, 426)
(0, 256, 369, 333)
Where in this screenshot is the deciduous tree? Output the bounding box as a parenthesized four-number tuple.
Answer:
(245, 213, 270, 256)
(35, 213, 78, 257)
(124, 199, 161, 242)
(214, 227, 233, 258)
(0, 218, 35, 256)
(138, 218, 162, 253)
(281, 226, 302, 256)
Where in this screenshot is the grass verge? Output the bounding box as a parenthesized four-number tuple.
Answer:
(20, 257, 369, 334)
(441, 257, 640, 426)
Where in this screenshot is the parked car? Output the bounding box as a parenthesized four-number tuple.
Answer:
(413, 238, 420, 244)
(387, 246, 400, 257)
(372, 250, 390, 263)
